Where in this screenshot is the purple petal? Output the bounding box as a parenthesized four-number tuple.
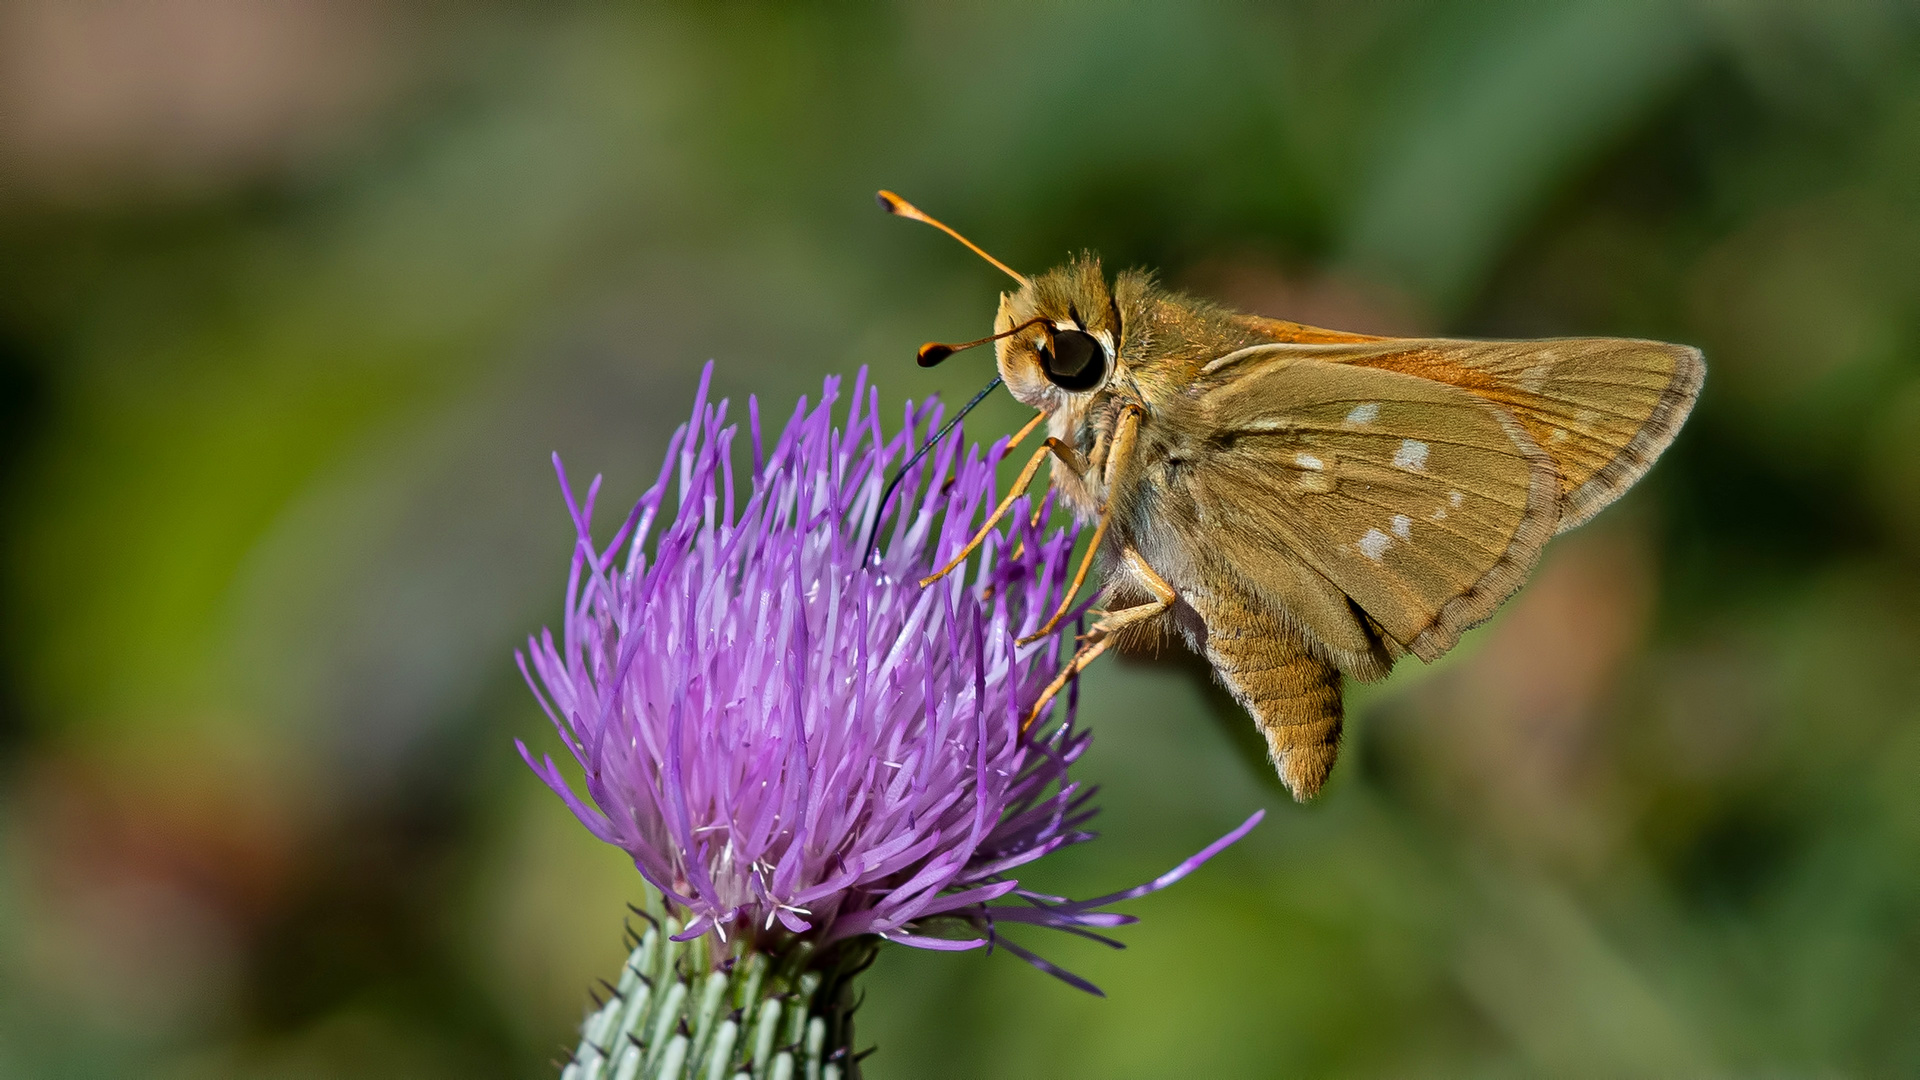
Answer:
(1049, 810, 1265, 913)
(991, 936, 1105, 997)
(879, 930, 987, 951)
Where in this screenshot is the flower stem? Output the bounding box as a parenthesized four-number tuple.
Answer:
(563, 893, 877, 1080)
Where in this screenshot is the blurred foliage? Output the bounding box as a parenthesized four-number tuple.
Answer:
(2, 1, 1919, 1076)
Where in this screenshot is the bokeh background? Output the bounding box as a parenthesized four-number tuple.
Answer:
(3, 2, 1918, 1076)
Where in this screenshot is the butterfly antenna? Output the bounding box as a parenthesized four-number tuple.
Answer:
(862, 375, 1003, 568)
(915, 315, 1053, 368)
(877, 191, 1030, 288)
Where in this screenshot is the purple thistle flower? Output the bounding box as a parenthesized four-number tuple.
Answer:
(519, 363, 1260, 994)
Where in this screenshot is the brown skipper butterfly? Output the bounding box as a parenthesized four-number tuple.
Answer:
(880, 191, 1702, 801)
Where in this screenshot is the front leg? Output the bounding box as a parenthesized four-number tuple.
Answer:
(920, 437, 1087, 587)
(1017, 404, 1146, 644)
(1101, 403, 1144, 493)
(1023, 546, 1175, 730)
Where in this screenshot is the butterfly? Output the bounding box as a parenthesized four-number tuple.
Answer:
(880, 191, 1703, 801)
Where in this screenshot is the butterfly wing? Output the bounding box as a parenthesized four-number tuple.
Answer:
(1140, 354, 1559, 670)
(1214, 335, 1703, 531)
(1228, 312, 1388, 345)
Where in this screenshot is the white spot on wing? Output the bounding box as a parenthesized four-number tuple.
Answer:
(1391, 514, 1411, 539)
(1345, 403, 1379, 425)
(1294, 452, 1324, 471)
(1393, 439, 1429, 471)
(1358, 528, 1392, 561)
(1430, 507, 1448, 521)
(1449, 490, 1464, 507)
(1520, 360, 1553, 393)
(1549, 428, 1569, 444)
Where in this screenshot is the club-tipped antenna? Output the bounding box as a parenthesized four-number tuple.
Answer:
(862, 375, 1003, 568)
(916, 315, 1053, 368)
(877, 190, 1030, 288)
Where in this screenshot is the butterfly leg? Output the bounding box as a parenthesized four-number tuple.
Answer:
(1005, 411, 1046, 449)
(1023, 546, 1173, 730)
(1017, 404, 1145, 644)
(920, 438, 1085, 587)
(1014, 511, 1106, 646)
(995, 413, 1058, 568)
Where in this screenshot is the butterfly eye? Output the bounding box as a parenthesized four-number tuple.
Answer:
(1037, 329, 1108, 392)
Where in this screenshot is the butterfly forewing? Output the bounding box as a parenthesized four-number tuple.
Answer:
(1180, 356, 1557, 664)
(1285, 337, 1702, 531)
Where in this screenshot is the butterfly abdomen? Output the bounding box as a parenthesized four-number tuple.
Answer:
(1195, 589, 1345, 802)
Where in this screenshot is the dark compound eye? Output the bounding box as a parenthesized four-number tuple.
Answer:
(1037, 328, 1108, 392)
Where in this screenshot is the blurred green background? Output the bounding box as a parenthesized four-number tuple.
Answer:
(3, 2, 1919, 1076)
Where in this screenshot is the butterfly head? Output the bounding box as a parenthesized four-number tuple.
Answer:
(992, 255, 1120, 416)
